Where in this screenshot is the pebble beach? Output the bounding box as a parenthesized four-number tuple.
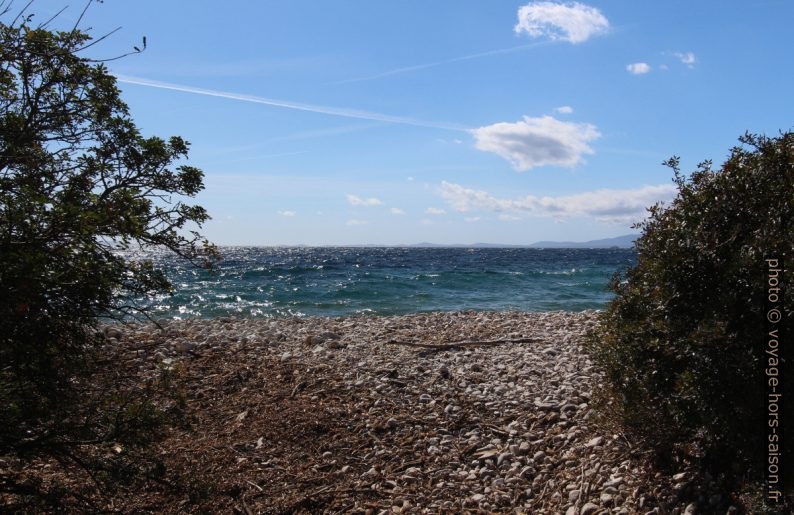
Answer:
(90, 310, 724, 513)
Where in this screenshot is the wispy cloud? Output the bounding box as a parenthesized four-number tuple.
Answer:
(515, 1, 610, 44)
(471, 115, 600, 171)
(425, 207, 446, 215)
(331, 41, 552, 85)
(346, 219, 369, 226)
(440, 181, 677, 224)
(555, 105, 574, 114)
(674, 51, 697, 68)
(277, 210, 296, 217)
(390, 207, 406, 215)
(115, 75, 466, 131)
(269, 122, 384, 142)
(464, 216, 481, 222)
(626, 62, 651, 75)
(347, 194, 382, 206)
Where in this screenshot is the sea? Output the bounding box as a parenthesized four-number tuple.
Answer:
(129, 247, 636, 319)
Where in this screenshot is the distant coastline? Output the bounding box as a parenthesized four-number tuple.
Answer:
(248, 234, 640, 249)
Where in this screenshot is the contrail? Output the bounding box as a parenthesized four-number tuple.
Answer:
(115, 75, 467, 132)
(330, 41, 553, 85)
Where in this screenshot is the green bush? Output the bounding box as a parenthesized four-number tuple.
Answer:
(0, 4, 216, 507)
(588, 132, 792, 478)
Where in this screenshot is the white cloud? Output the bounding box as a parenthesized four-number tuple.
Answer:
(390, 207, 406, 215)
(498, 213, 522, 221)
(407, 176, 415, 182)
(674, 51, 697, 68)
(440, 181, 677, 224)
(464, 216, 481, 222)
(420, 219, 434, 225)
(346, 219, 368, 226)
(626, 62, 651, 75)
(515, 1, 609, 44)
(346, 194, 382, 206)
(425, 207, 446, 215)
(277, 210, 296, 217)
(471, 115, 600, 171)
(555, 105, 574, 114)
(659, 64, 669, 71)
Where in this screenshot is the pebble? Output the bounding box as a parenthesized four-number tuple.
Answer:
(99, 310, 716, 514)
(586, 436, 604, 447)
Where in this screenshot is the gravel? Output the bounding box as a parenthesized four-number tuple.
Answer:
(89, 310, 723, 513)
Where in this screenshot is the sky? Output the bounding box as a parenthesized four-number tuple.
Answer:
(34, 0, 794, 245)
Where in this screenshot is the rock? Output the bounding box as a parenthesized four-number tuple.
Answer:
(532, 450, 546, 462)
(684, 504, 697, 515)
(586, 436, 604, 448)
(103, 327, 123, 340)
(385, 417, 399, 429)
(672, 472, 687, 482)
(518, 441, 531, 455)
(600, 492, 614, 506)
(565, 506, 578, 515)
(419, 393, 432, 403)
(581, 502, 599, 515)
(470, 493, 485, 503)
(174, 341, 195, 353)
(280, 352, 292, 362)
(361, 467, 378, 479)
(568, 489, 581, 502)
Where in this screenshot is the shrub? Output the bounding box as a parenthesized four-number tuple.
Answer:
(0, 3, 217, 507)
(588, 132, 792, 482)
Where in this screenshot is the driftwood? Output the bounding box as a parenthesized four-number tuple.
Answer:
(385, 336, 541, 351)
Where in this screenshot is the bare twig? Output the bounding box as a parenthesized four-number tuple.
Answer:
(385, 336, 541, 351)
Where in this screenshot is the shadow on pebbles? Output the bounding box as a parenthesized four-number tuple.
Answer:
(95, 311, 708, 514)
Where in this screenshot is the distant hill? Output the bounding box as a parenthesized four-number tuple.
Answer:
(527, 234, 638, 249)
(402, 234, 639, 249)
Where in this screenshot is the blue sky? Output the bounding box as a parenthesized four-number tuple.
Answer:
(39, 0, 794, 244)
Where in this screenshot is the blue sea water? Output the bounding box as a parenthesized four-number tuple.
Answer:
(132, 247, 636, 319)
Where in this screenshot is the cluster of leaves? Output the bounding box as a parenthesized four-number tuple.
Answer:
(588, 132, 792, 487)
(0, 2, 216, 507)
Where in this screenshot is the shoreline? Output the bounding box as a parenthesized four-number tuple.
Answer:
(91, 310, 699, 512)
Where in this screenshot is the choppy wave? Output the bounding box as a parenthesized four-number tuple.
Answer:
(121, 247, 636, 319)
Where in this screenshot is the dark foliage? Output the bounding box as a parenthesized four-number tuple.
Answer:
(0, 1, 217, 508)
(588, 131, 792, 493)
